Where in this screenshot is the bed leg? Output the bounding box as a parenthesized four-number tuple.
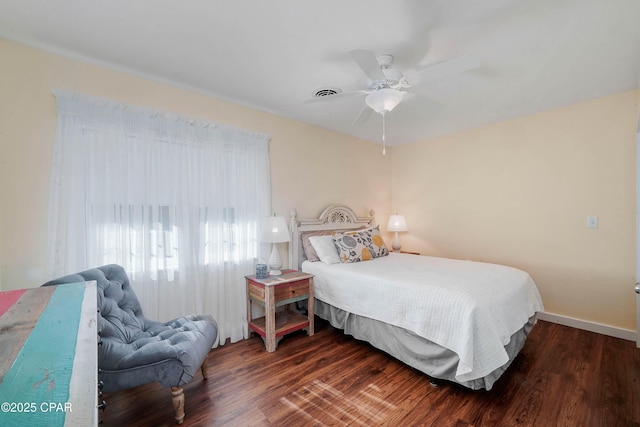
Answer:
(429, 378, 442, 388)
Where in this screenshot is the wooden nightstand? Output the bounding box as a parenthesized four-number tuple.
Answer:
(246, 270, 314, 352)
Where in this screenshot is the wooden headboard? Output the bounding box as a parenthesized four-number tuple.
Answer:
(289, 204, 376, 270)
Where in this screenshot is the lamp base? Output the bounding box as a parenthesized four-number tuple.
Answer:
(391, 232, 401, 252)
(268, 243, 283, 276)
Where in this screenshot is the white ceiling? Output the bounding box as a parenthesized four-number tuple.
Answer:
(1, 0, 639, 146)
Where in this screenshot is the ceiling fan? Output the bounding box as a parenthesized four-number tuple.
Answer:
(304, 49, 480, 153)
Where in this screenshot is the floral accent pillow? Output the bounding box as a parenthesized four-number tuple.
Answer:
(332, 226, 389, 263)
(301, 226, 368, 262)
(360, 226, 389, 258)
(332, 231, 374, 263)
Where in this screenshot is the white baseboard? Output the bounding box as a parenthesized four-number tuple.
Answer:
(536, 312, 637, 342)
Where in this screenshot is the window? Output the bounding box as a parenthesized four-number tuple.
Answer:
(96, 205, 180, 280)
(49, 90, 270, 343)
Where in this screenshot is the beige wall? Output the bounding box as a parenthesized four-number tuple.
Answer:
(0, 39, 392, 291)
(391, 90, 639, 330)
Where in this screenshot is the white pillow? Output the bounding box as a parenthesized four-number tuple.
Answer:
(308, 235, 341, 264)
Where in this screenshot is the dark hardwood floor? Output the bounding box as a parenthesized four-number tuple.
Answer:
(101, 319, 640, 426)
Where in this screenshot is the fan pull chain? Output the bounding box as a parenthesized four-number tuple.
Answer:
(382, 112, 387, 155)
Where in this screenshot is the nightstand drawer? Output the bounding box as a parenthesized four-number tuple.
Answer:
(274, 280, 309, 300)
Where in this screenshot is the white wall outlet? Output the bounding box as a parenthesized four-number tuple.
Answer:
(587, 216, 599, 228)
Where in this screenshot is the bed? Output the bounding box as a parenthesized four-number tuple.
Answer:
(288, 204, 544, 391)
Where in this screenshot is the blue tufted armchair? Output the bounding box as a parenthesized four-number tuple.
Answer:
(42, 264, 218, 424)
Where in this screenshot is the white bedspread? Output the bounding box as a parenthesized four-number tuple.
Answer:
(302, 253, 544, 383)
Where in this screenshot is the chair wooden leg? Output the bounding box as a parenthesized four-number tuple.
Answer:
(201, 354, 209, 380)
(171, 386, 185, 424)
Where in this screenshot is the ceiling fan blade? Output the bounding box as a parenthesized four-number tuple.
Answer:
(352, 105, 373, 125)
(348, 49, 386, 83)
(302, 90, 367, 104)
(407, 54, 481, 85)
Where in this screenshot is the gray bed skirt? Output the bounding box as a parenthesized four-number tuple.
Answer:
(314, 298, 535, 391)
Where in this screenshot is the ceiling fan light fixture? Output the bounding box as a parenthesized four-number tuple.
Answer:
(365, 88, 403, 114)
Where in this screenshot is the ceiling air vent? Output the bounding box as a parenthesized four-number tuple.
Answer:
(313, 87, 342, 98)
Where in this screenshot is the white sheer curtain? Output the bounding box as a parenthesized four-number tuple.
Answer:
(48, 90, 271, 344)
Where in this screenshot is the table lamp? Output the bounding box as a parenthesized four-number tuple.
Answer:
(387, 214, 408, 251)
(261, 215, 290, 275)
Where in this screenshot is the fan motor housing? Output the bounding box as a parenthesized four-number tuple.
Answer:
(383, 68, 402, 86)
(368, 68, 403, 90)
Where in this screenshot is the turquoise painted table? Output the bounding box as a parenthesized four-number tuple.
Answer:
(0, 282, 97, 426)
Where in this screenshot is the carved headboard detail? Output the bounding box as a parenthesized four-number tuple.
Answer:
(289, 204, 376, 270)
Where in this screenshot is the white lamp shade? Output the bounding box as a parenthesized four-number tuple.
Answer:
(261, 216, 290, 243)
(387, 214, 408, 232)
(365, 88, 404, 114)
